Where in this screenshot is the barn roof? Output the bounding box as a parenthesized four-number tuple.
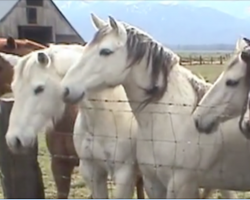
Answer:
(0, 0, 85, 42)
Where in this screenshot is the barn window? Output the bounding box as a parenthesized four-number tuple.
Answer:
(26, 0, 43, 7)
(26, 8, 37, 24)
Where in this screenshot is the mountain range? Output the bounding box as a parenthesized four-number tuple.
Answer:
(55, 1, 250, 48)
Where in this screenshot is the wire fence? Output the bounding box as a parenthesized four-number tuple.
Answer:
(1, 98, 250, 198)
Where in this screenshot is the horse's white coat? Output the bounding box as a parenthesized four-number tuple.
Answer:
(193, 38, 250, 134)
(4, 44, 139, 198)
(60, 14, 250, 198)
(0, 52, 20, 66)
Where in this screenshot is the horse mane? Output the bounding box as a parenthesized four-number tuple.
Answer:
(92, 22, 180, 109)
(12, 52, 34, 87)
(0, 52, 20, 66)
(185, 70, 212, 111)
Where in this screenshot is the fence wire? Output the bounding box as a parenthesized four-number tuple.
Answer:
(1, 99, 250, 199)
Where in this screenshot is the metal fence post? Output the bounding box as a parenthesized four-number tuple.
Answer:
(0, 99, 45, 198)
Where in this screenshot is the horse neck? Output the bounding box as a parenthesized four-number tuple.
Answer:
(78, 86, 133, 137)
(52, 103, 78, 133)
(82, 85, 130, 111)
(122, 62, 197, 123)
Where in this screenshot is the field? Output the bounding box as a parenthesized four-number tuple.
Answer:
(1, 55, 249, 199)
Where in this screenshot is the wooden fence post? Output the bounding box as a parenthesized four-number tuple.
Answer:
(0, 99, 45, 199)
(189, 55, 192, 65)
(220, 56, 223, 65)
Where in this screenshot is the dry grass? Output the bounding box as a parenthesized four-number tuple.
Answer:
(1, 63, 250, 199)
(37, 135, 89, 199)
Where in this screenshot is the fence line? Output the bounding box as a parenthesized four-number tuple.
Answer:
(179, 54, 232, 65)
(1, 98, 250, 198)
(35, 102, 250, 199)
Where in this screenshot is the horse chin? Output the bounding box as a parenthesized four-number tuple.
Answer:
(9, 145, 33, 155)
(194, 118, 219, 134)
(240, 120, 250, 140)
(63, 91, 85, 105)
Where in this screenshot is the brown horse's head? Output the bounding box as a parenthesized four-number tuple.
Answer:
(0, 36, 47, 56)
(0, 55, 14, 96)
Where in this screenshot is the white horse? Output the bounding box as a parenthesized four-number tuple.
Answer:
(60, 13, 250, 198)
(0, 52, 20, 66)
(3, 42, 235, 198)
(4, 45, 140, 199)
(193, 37, 250, 138)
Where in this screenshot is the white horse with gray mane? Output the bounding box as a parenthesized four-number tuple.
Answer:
(60, 13, 250, 198)
(3, 41, 236, 198)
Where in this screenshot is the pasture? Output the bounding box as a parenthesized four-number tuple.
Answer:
(1, 56, 249, 199)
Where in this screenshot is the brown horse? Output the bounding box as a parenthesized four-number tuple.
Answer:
(0, 37, 145, 199)
(0, 37, 47, 56)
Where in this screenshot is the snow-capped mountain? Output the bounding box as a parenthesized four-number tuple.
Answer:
(55, 1, 250, 46)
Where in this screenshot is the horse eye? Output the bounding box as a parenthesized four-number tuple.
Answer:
(225, 79, 239, 87)
(34, 85, 44, 95)
(241, 50, 250, 63)
(99, 48, 114, 56)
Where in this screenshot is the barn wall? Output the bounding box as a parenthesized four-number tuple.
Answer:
(0, 0, 83, 43)
(55, 34, 85, 44)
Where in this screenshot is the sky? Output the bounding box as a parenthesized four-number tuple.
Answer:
(54, 1, 250, 19)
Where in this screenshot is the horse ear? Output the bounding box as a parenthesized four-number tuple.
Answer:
(243, 37, 250, 46)
(108, 16, 118, 31)
(108, 16, 127, 40)
(235, 37, 247, 52)
(90, 13, 106, 30)
(37, 52, 49, 66)
(6, 37, 16, 49)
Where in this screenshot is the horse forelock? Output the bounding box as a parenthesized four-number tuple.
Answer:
(12, 53, 36, 87)
(12, 47, 75, 87)
(0, 52, 20, 66)
(93, 21, 180, 108)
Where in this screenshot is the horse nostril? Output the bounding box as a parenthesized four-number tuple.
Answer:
(64, 87, 70, 98)
(194, 119, 199, 129)
(15, 137, 21, 148)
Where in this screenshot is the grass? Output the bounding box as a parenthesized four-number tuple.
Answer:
(1, 62, 249, 199)
(37, 135, 90, 199)
(185, 64, 224, 83)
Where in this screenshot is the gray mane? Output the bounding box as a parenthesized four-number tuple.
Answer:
(92, 21, 180, 108)
(187, 73, 212, 111)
